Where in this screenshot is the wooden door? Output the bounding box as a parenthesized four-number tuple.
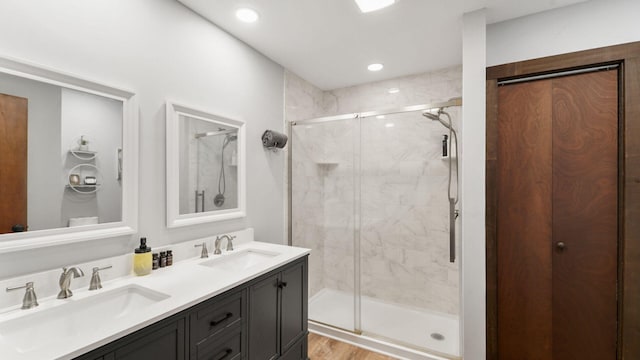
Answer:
(0, 93, 28, 234)
(497, 70, 618, 359)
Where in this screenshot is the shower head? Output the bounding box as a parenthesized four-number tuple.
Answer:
(424, 108, 455, 132)
(422, 109, 442, 121)
(222, 133, 237, 150)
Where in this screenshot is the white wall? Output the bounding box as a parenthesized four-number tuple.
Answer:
(0, 0, 285, 279)
(487, 0, 640, 67)
(461, 9, 486, 360)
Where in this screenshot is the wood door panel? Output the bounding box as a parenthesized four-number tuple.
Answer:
(0, 93, 28, 234)
(623, 57, 640, 360)
(551, 70, 618, 360)
(497, 79, 553, 359)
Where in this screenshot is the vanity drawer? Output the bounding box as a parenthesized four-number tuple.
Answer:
(194, 327, 242, 360)
(191, 289, 244, 345)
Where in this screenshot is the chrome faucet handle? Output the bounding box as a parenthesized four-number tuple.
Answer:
(6, 281, 38, 310)
(195, 242, 209, 258)
(226, 235, 236, 251)
(214, 236, 223, 255)
(57, 266, 84, 299)
(89, 265, 112, 291)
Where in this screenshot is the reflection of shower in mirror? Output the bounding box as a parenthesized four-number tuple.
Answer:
(214, 133, 238, 207)
(193, 129, 238, 212)
(168, 101, 246, 227)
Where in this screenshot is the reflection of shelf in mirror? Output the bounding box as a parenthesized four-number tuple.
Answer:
(69, 149, 97, 161)
(66, 184, 101, 194)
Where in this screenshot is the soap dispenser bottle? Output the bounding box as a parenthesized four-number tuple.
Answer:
(133, 237, 152, 276)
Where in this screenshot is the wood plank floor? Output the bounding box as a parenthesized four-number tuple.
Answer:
(308, 333, 398, 360)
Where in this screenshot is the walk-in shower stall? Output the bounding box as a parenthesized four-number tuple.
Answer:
(289, 99, 462, 359)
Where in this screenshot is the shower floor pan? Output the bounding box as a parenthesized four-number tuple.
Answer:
(309, 288, 460, 359)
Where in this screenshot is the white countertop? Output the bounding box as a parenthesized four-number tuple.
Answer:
(0, 238, 310, 360)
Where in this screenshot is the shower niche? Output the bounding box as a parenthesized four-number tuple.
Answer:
(165, 102, 246, 228)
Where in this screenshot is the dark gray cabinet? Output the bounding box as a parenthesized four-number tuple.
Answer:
(280, 261, 307, 352)
(280, 337, 306, 360)
(248, 259, 307, 360)
(75, 316, 187, 360)
(74, 256, 308, 360)
(249, 273, 280, 360)
(114, 319, 186, 360)
(189, 289, 246, 360)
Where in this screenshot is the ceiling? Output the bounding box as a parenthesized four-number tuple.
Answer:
(178, 0, 589, 90)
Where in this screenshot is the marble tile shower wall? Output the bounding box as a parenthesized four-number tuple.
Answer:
(291, 125, 326, 297)
(286, 66, 461, 315)
(287, 72, 328, 298)
(360, 111, 460, 314)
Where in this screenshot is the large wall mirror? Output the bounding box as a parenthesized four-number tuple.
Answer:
(0, 56, 138, 252)
(166, 102, 246, 228)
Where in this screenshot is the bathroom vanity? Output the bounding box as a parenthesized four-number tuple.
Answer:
(0, 237, 309, 360)
(74, 255, 307, 360)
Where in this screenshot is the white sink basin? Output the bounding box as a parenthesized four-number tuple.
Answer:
(0, 284, 169, 354)
(200, 248, 279, 272)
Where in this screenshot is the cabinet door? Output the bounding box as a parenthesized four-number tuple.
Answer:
(248, 273, 280, 360)
(280, 261, 307, 353)
(114, 319, 186, 360)
(280, 335, 307, 360)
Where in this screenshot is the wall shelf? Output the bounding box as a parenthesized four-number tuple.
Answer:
(67, 163, 102, 194)
(69, 149, 98, 161)
(65, 184, 101, 194)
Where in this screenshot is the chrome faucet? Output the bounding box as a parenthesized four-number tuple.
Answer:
(57, 267, 84, 299)
(6, 281, 38, 309)
(195, 242, 209, 258)
(214, 235, 236, 255)
(89, 266, 112, 291)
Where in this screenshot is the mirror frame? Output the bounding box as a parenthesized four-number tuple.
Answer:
(0, 55, 139, 253)
(166, 101, 246, 228)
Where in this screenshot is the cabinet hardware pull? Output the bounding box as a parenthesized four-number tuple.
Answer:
(212, 348, 232, 360)
(210, 312, 233, 327)
(278, 281, 288, 289)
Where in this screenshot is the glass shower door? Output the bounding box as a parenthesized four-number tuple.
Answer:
(358, 111, 461, 356)
(290, 118, 359, 332)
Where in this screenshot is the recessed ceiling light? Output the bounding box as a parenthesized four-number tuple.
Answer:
(236, 8, 259, 23)
(354, 0, 396, 13)
(385, 123, 395, 128)
(388, 87, 400, 94)
(368, 63, 384, 72)
(376, 115, 385, 119)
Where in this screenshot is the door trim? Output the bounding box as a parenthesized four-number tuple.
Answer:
(486, 41, 640, 360)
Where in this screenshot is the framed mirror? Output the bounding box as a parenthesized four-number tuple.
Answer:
(0, 55, 138, 253)
(166, 102, 246, 228)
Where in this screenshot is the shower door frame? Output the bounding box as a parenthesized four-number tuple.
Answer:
(287, 97, 462, 338)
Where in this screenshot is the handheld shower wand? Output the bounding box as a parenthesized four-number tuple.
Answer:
(423, 108, 459, 263)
